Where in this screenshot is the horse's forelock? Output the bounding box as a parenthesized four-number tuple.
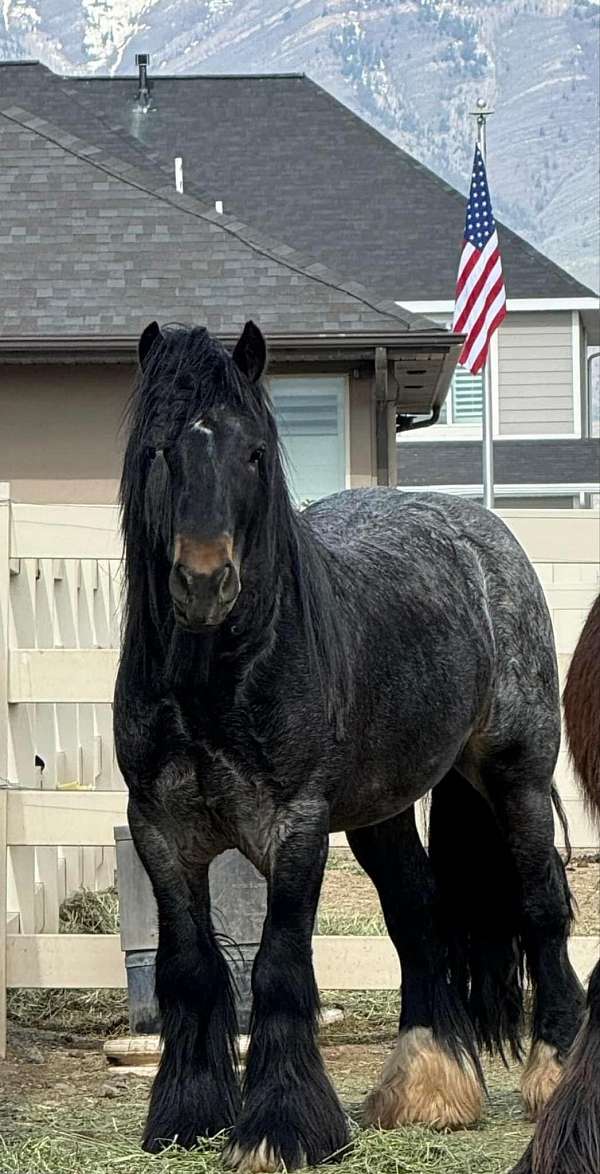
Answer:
(133, 325, 268, 444)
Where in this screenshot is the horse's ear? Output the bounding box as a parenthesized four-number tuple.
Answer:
(232, 320, 267, 383)
(138, 321, 162, 370)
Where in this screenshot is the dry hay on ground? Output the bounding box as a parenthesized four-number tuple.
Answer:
(3, 856, 596, 1172)
(1, 1027, 533, 1174)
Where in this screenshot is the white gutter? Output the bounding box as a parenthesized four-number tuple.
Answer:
(396, 297, 600, 314)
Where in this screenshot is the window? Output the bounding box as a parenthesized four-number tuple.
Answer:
(268, 376, 347, 505)
(452, 368, 483, 422)
(438, 368, 483, 426)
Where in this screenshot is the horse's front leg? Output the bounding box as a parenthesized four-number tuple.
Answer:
(128, 797, 241, 1151)
(225, 802, 349, 1173)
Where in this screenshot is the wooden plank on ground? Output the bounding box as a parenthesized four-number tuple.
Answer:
(7, 790, 128, 847)
(7, 933, 598, 991)
(8, 649, 118, 703)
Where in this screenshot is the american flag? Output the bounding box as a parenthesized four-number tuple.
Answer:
(453, 144, 506, 374)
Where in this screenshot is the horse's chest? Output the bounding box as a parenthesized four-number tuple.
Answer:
(205, 749, 283, 872)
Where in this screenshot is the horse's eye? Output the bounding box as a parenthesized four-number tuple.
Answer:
(249, 446, 265, 466)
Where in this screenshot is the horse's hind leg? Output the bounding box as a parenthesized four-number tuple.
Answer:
(347, 806, 484, 1130)
(479, 746, 585, 1118)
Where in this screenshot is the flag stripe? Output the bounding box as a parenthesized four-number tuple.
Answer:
(453, 234, 500, 325)
(460, 287, 507, 372)
(455, 233, 497, 300)
(454, 251, 502, 335)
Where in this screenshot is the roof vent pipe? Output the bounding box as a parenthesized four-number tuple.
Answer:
(135, 53, 150, 109)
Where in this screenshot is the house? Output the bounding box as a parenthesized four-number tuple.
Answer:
(0, 60, 464, 504)
(0, 60, 461, 507)
(0, 58, 598, 506)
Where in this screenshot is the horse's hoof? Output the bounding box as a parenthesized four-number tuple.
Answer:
(521, 1041, 562, 1119)
(224, 1139, 296, 1173)
(362, 1026, 484, 1130)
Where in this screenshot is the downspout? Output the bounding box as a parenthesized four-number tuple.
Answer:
(375, 346, 397, 487)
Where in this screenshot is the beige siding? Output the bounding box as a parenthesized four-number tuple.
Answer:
(0, 363, 133, 504)
(498, 311, 575, 436)
(1, 363, 379, 502)
(349, 373, 376, 488)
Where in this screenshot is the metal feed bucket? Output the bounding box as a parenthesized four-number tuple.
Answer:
(114, 826, 267, 1035)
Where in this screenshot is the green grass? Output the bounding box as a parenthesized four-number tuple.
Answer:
(326, 852, 364, 875)
(319, 910, 386, 936)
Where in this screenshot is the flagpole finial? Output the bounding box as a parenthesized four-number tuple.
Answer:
(470, 96, 494, 122)
(469, 97, 494, 159)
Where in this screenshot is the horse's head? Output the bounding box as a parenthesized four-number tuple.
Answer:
(130, 319, 277, 634)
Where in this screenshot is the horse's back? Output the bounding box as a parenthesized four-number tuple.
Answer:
(306, 488, 559, 743)
(305, 487, 545, 609)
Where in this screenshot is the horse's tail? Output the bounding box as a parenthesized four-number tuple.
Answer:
(428, 768, 526, 1061)
(510, 593, 600, 1174)
(510, 961, 600, 1174)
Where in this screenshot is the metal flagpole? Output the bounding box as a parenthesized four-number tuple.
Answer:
(471, 97, 495, 510)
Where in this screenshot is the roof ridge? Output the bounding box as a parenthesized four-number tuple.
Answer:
(0, 101, 439, 334)
(65, 71, 307, 80)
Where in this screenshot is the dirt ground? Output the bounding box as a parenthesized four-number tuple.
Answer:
(321, 850, 600, 935)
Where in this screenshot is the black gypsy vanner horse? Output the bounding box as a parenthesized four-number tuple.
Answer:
(513, 592, 600, 1174)
(114, 319, 584, 1172)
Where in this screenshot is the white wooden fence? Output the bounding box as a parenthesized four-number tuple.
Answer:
(0, 484, 599, 1055)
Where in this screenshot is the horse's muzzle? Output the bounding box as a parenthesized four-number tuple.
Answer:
(169, 559, 240, 631)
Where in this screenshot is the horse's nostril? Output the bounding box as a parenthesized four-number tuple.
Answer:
(178, 565, 194, 590)
(171, 562, 194, 601)
(218, 561, 238, 604)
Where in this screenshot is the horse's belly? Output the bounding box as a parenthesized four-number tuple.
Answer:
(328, 739, 462, 833)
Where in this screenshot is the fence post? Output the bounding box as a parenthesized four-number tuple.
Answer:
(0, 484, 9, 792)
(0, 483, 10, 1058)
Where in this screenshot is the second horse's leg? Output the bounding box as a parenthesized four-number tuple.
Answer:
(225, 802, 349, 1172)
(348, 806, 484, 1130)
(128, 798, 240, 1151)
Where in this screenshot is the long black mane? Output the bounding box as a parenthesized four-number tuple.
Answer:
(119, 324, 351, 731)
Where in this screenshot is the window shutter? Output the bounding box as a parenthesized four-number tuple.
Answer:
(272, 392, 340, 437)
(452, 369, 483, 422)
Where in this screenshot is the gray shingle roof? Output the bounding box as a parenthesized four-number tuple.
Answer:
(0, 97, 442, 338)
(0, 62, 593, 308)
